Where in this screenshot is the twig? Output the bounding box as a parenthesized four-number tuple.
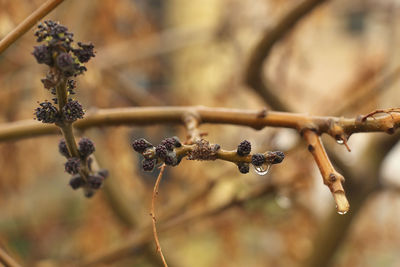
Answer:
(150, 164, 168, 267)
(183, 112, 201, 144)
(0, 247, 21, 267)
(245, 0, 328, 111)
(303, 130, 349, 213)
(0, 0, 65, 54)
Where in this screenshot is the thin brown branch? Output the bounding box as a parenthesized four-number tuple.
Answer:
(150, 164, 168, 267)
(0, 0, 65, 54)
(245, 0, 328, 111)
(1, 106, 399, 142)
(0, 247, 21, 267)
(303, 130, 349, 213)
(183, 112, 201, 144)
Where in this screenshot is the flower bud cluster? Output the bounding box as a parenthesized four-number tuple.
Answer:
(132, 137, 183, 172)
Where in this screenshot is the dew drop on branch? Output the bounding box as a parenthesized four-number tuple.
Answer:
(336, 139, 344, 144)
(253, 163, 271, 176)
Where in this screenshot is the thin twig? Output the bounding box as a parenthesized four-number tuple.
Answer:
(0, 0, 65, 54)
(0, 247, 21, 267)
(150, 164, 168, 267)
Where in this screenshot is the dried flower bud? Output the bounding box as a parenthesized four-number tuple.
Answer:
(266, 151, 285, 164)
(132, 138, 153, 153)
(65, 157, 80, 174)
(251, 153, 266, 166)
(237, 162, 250, 174)
(34, 101, 60, 123)
(69, 176, 84, 190)
(142, 159, 156, 171)
(237, 140, 251, 156)
(164, 151, 178, 166)
(58, 139, 70, 158)
(62, 99, 84, 122)
(78, 138, 95, 158)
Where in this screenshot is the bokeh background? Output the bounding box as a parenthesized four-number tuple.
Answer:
(1, 0, 400, 266)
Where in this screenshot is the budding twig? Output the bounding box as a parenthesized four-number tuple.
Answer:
(150, 164, 168, 267)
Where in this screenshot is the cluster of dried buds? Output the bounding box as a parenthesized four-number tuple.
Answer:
(132, 138, 285, 174)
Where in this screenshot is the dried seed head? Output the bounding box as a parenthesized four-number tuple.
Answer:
(58, 139, 70, 158)
(237, 140, 251, 156)
(65, 157, 81, 174)
(251, 153, 266, 166)
(78, 138, 95, 158)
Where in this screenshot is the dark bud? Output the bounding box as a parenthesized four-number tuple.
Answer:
(251, 153, 266, 166)
(98, 169, 109, 179)
(161, 138, 176, 151)
(164, 151, 178, 166)
(84, 190, 95, 198)
(155, 144, 168, 159)
(87, 175, 104, 189)
(62, 99, 84, 122)
(142, 159, 156, 172)
(34, 101, 60, 123)
(32, 45, 53, 65)
(267, 151, 285, 164)
(132, 138, 153, 153)
(171, 136, 182, 147)
(73, 42, 95, 63)
(58, 139, 70, 158)
(69, 176, 85, 190)
(78, 138, 95, 158)
(67, 80, 76, 95)
(237, 162, 250, 174)
(65, 157, 81, 174)
(56, 52, 75, 76)
(237, 140, 251, 156)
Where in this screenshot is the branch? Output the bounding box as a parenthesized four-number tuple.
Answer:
(1, 106, 399, 142)
(0, 0, 65, 54)
(303, 130, 349, 213)
(0, 247, 21, 267)
(245, 0, 328, 111)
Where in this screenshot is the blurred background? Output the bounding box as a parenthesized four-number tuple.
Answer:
(1, 0, 400, 266)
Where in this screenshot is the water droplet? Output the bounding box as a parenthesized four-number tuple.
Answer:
(336, 139, 344, 144)
(254, 163, 271, 176)
(276, 195, 291, 209)
(337, 210, 347, 215)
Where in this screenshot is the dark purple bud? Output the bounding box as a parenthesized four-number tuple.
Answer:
(164, 152, 178, 166)
(78, 138, 95, 158)
(65, 157, 80, 174)
(56, 52, 74, 70)
(251, 153, 266, 167)
(98, 169, 109, 179)
(58, 139, 70, 158)
(62, 99, 84, 122)
(237, 140, 251, 156)
(142, 159, 156, 172)
(34, 101, 60, 123)
(266, 151, 285, 164)
(132, 138, 153, 153)
(237, 162, 250, 174)
(73, 42, 95, 63)
(32, 45, 53, 65)
(155, 145, 168, 159)
(69, 176, 85, 190)
(87, 175, 104, 189)
(161, 138, 175, 151)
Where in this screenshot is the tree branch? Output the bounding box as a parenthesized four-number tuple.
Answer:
(0, 0, 65, 54)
